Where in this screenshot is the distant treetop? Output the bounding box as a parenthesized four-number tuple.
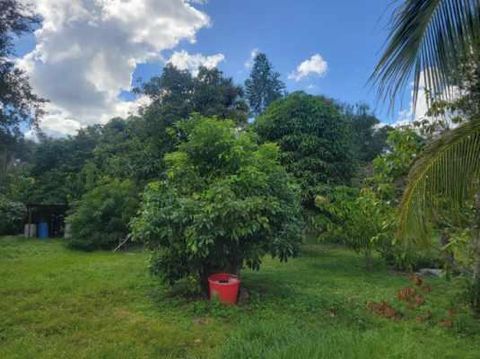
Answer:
(245, 53, 285, 117)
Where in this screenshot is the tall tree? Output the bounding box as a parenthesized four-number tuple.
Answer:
(0, 0, 44, 136)
(139, 64, 195, 126)
(131, 65, 249, 182)
(371, 0, 480, 108)
(139, 64, 248, 126)
(255, 92, 355, 206)
(372, 0, 480, 311)
(343, 104, 391, 163)
(192, 67, 249, 123)
(28, 127, 101, 204)
(245, 53, 285, 117)
(1, 0, 44, 186)
(132, 117, 302, 294)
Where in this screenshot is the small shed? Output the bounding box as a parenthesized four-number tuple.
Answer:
(25, 203, 69, 238)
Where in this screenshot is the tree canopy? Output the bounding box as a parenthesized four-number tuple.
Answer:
(245, 53, 285, 117)
(255, 92, 355, 205)
(139, 64, 249, 126)
(0, 0, 44, 137)
(132, 117, 303, 292)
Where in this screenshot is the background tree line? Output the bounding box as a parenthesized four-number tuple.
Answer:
(3, 0, 480, 311)
(0, 2, 392, 295)
(1, 51, 390, 242)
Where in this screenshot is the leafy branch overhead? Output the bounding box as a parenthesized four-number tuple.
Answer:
(371, 0, 480, 108)
(398, 118, 480, 245)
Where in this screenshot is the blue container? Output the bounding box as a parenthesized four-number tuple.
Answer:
(38, 222, 49, 239)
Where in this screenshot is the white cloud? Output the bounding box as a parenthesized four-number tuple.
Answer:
(396, 73, 460, 127)
(25, 95, 151, 139)
(19, 0, 210, 136)
(289, 54, 328, 82)
(167, 50, 225, 75)
(396, 74, 461, 125)
(396, 81, 429, 126)
(244, 48, 259, 69)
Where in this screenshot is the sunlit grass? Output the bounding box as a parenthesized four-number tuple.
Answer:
(0, 237, 479, 358)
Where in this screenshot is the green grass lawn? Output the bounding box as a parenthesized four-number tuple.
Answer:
(1, 236, 479, 358)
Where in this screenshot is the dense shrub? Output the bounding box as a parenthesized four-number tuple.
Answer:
(315, 187, 394, 268)
(0, 195, 26, 235)
(131, 117, 303, 293)
(66, 179, 138, 251)
(312, 127, 443, 270)
(255, 92, 355, 206)
(370, 128, 424, 202)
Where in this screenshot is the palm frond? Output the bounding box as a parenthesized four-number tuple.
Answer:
(398, 117, 480, 245)
(371, 0, 480, 109)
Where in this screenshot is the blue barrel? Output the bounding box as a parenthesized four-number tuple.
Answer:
(38, 222, 49, 239)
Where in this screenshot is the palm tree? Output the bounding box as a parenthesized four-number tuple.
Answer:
(372, 0, 480, 107)
(372, 0, 480, 310)
(397, 119, 480, 308)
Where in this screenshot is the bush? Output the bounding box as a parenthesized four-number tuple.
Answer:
(255, 92, 355, 206)
(315, 186, 441, 271)
(311, 185, 359, 242)
(131, 117, 303, 293)
(315, 187, 394, 269)
(66, 179, 138, 251)
(0, 195, 26, 235)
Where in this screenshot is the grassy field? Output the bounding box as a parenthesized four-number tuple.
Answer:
(1, 236, 479, 358)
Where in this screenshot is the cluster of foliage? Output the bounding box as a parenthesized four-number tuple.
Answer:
(132, 118, 303, 292)
(312, 128, 436, 270)
(27, 128, 101, 203)
(314, 186, 394, 268)
(66, 179, 138, 251)
(139, 65, 249, 129)
(0, 0, 44, 138)
(370, 128, 425, 202)
(0, 194, 26, 235)
(255, 92, 356, 206)
(0, 0, 43, 234)
(371, 0, 480, 312)
(2, 61, 390, 293)
(342, 104, 391, 164)
(244, 52, 285, 116)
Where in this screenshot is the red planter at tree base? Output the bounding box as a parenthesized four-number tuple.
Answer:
(208, 273, 240, 305)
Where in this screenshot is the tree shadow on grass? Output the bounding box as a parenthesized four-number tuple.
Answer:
(300, 245, 398, 280)
(241, 272, 299, 301)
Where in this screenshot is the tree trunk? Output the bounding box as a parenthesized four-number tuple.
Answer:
(199, 267, 211, 298)
(365, 249, 373, 271)
(472, 192, 480, 312)
(440, 229, 454, 281)
(0, 147, 7, 182)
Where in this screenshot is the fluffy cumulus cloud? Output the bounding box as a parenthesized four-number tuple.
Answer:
(288, 54, 328, 82)
(167, 50, 225, 75)
(19, 0, 210, 137)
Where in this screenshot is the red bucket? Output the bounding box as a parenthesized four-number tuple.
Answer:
(208, 273, 240, 305)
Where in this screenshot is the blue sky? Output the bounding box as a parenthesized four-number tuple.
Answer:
(134, 0, 398, 115)
(197, 0, 393, 105)
(15, 0, 409, 136)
